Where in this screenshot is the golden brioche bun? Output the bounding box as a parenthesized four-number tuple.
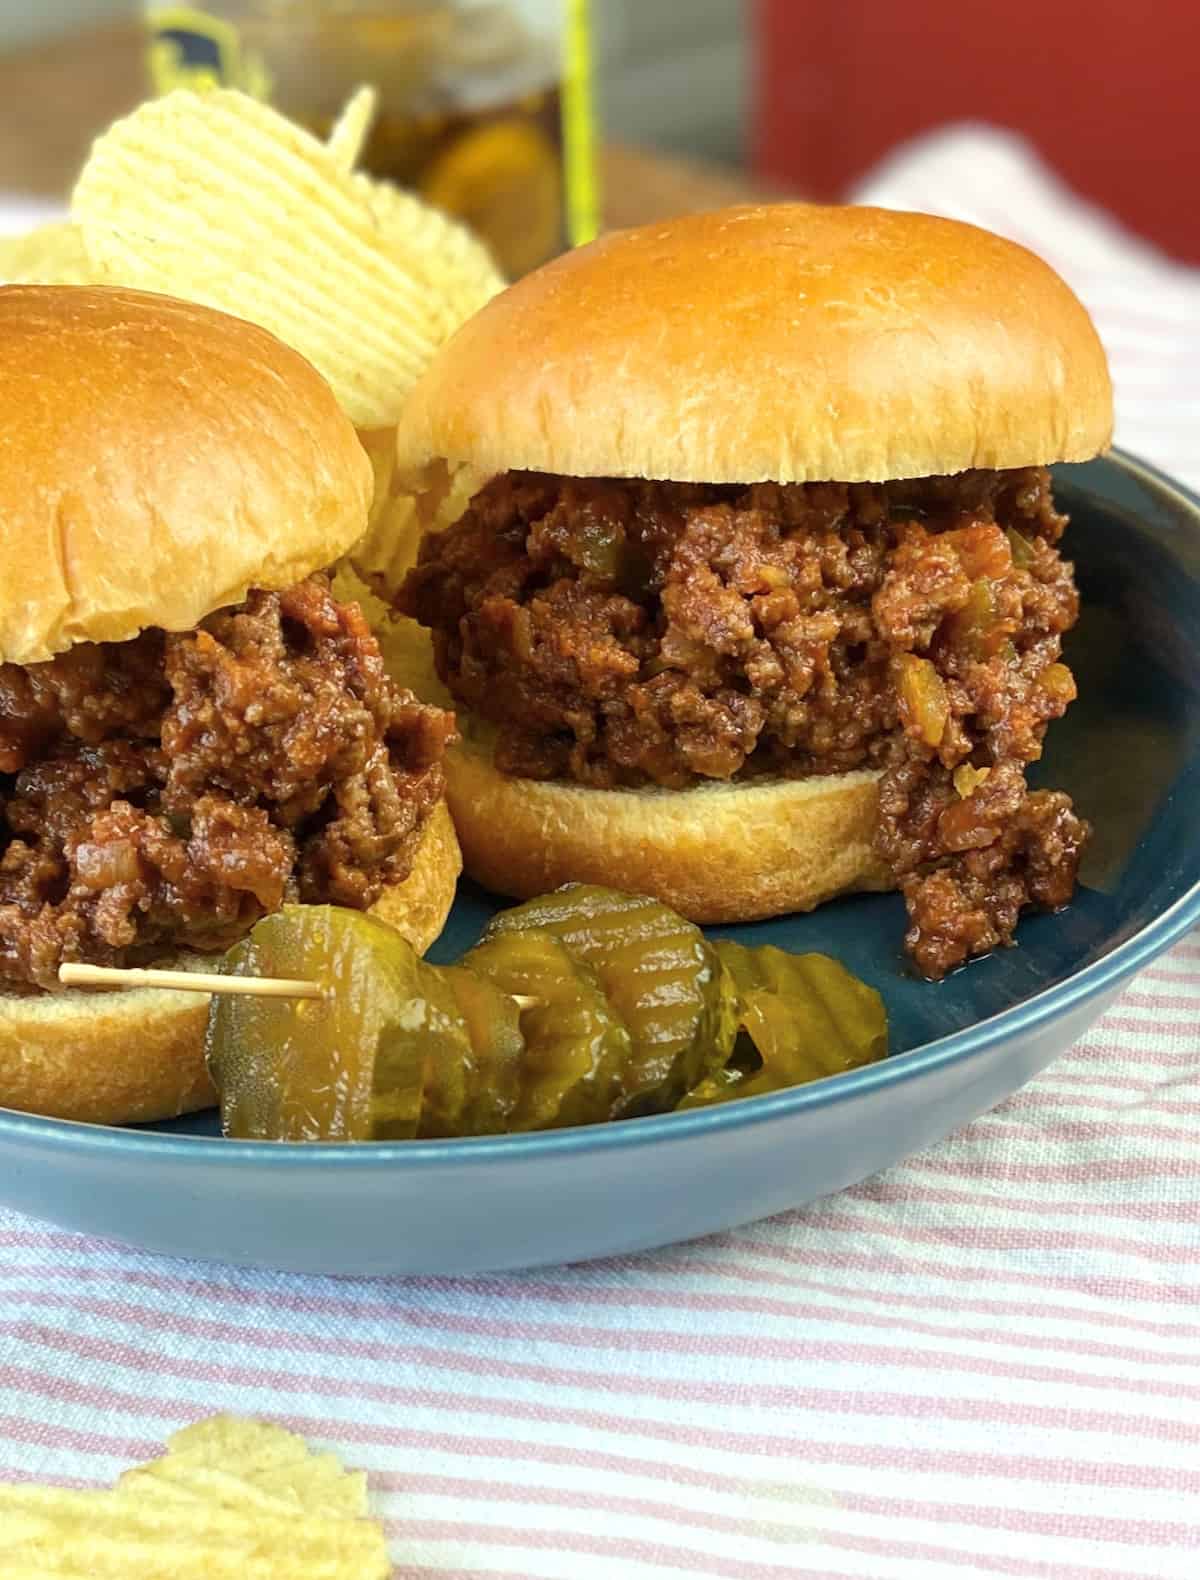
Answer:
(380, 204, 1113, 925)
(0, 285, 373, 665)
(445, 734, 889, 923)
(394, 202, 1113, 487)
(0, 803, 461, 1127)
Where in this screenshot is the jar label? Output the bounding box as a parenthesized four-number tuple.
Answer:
(145, 6, 271, 97)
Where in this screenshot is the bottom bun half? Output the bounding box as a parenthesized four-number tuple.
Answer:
(444, 735, 893, 925)
(0, 801, 461, 1127)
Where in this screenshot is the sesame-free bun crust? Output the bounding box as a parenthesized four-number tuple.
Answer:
(443, 734, 890, 924)
(382, 205, 1112, 927)
(0, 803, 461, 1126)
(0, 285, 373, 665)
(394, 203, 1113, 488)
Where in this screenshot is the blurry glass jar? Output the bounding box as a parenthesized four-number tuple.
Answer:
(144, 1, 597, 277)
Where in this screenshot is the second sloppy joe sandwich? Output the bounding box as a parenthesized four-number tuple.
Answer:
(384, 204, 1113, 977)
(0, 285, 460, 1123)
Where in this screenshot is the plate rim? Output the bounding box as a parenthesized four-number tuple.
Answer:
(2, 448, 1197, 1167)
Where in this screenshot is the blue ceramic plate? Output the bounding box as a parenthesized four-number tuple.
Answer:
(0, 450, 1197, 1275)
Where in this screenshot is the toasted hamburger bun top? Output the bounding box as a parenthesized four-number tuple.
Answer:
(393, 203, 1113, 489)
(0, 285, 372, 666)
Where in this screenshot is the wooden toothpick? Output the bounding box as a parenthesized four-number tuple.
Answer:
(58, 964, 325, 1000)
(58, 963, 540, 1012)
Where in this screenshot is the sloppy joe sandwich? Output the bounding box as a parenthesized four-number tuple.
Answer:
(385, 203, 1112, 978)
(0, 285, 459, 1123)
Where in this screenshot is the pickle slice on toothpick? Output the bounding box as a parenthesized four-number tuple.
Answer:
(462, 930, 630, 1130)
(207, 905, 435, 1141)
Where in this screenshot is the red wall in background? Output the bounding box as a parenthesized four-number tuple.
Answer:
(755, 0, 1200, 262)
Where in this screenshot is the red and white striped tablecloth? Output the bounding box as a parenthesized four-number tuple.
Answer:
(4, 126, 1200, 1578)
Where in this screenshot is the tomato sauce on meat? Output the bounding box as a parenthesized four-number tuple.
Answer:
(400, 467, 1088, 978)
(0, 576, 452, 991)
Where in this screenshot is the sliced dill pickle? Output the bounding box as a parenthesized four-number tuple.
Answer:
(208, 894, 887, 1140)
(409, 967, 478, 1140)
(945, 577, 998, 657)
(483, 885, 737, 1115)
(1006, 527, 1035, 567)
(680, 942, 888, 1108)
(896, 653, 950, 748)
(207, 905, 433, 1142)
(435, 965, 524, 1136)
(462, 929, 631, 1130)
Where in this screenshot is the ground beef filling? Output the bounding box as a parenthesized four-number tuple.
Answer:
(0, 575, 453, 991)
(399, 467, 1089, 978)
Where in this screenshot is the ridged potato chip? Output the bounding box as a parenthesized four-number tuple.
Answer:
(327, 84, 379, 173)
(356, 412, 497, 593)
(351, 168, 504, 339)
(72, 89, 501, 427)
(352, 486, 424, 601)
(150, 1414, 320, 1472)
(124, 1415, 368, 1519)
(0, 1415, 388, 1578)
(0, 222, 94, 285)
(358, 425, 402, 537)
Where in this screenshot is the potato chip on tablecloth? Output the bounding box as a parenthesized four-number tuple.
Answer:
(0, 1415, 388, 1578)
